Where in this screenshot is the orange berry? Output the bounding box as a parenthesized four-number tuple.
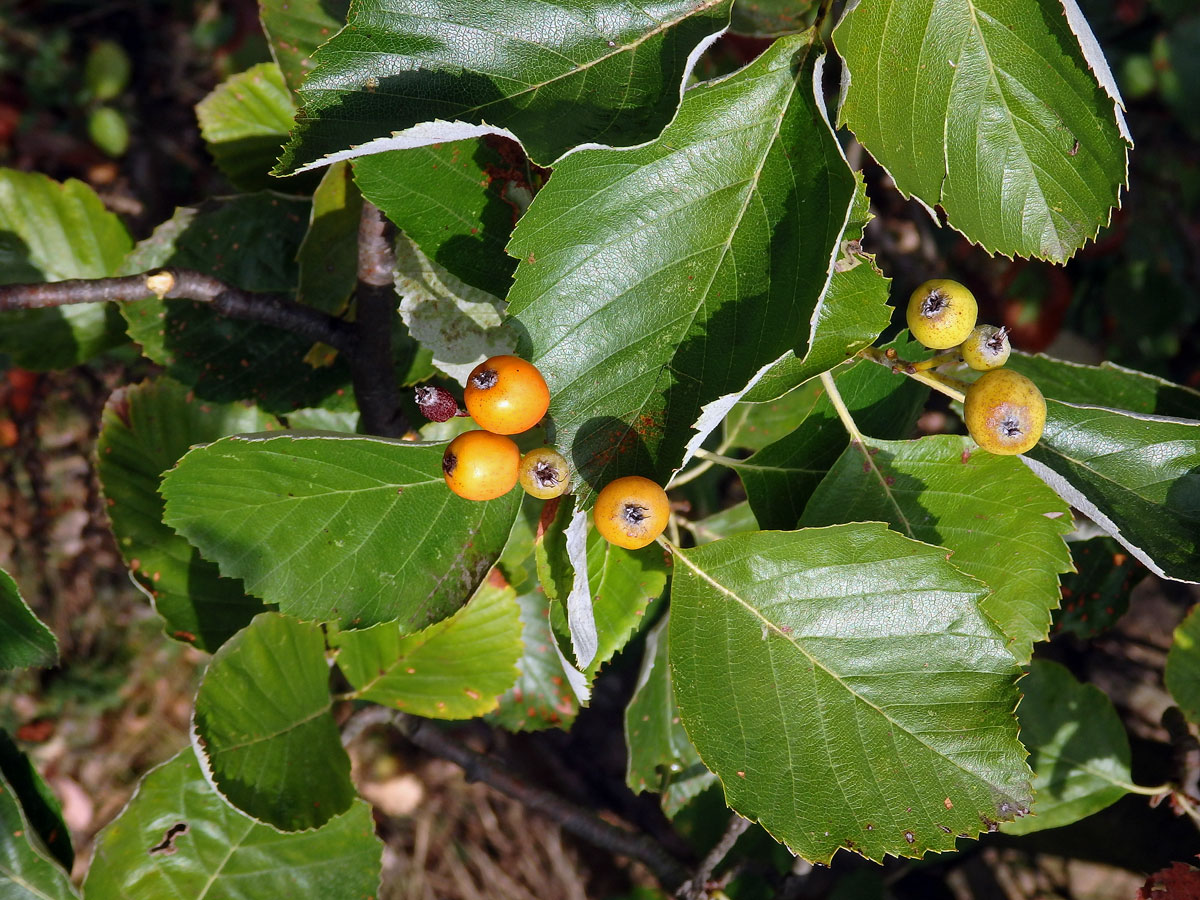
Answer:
(463, 355, 550, 435)
(442, 430, 520, 501)
(593, 476, 669, 550)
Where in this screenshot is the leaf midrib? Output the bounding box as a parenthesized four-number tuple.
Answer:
(672, 544, 1011, 792)
(318, 0, 727, 125)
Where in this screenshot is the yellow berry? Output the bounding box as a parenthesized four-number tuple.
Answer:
(964, 369, 1046, 455)
(593, 476, 669, 550)
(442, 430, 520, 500)
(518, 447, 570, 499)
(907, 279, 978, 350)
(961, 325, 1011, 370)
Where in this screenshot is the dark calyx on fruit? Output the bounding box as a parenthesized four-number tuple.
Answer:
(442, 451, 457, 475)
(471, 368, 498, 390)
(534, 460, 561, 487)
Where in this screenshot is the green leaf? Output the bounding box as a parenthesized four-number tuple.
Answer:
(579, 528, 668, 674)
(394, 234, 516, 385)
(508, 33, 854, 500)
(193, 613, 353, 830)
(196, 62, 299, 192)
(297, 162, 363, 315)
(84, 752, 381, 900)
(670, 524, 1031, 863)
(1053, 537, 1141, 639)
(1007, 354, 1200, 420)
(684, 501, 759, 545)
(834, 0, 1130, 262)
(0, 169, 131, 370)
(535, 497, 576, 606)
(741, 251, 893, 403)
(275, 0, 734, 172)
(119, 195, 353, 414)
(722, 381, 824, 453)
(488, 584, 580, 731)
(1004, 660, 1132, 835)
(0, 731, 72, 872)
(259, 0, 351, 93)
(0, 570, 57, 671)
(1166, 603, 1200, 728)
(355, 140, 522, 298)
(736, 342, 929, 530)
(0, 774, 77, 900)
(626, 615, 716, 818)
(333, 578, 522, 718)
(801, 434, 1073, 664)
(161, 433, 521, 629)
(730, 0, 817, 36)
(96, 378, 273, 651)
(1023, 401, 1200, 583)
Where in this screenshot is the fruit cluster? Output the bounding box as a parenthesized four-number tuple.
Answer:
(906, 279, 1047, 455)
(417, 356, 669, 549)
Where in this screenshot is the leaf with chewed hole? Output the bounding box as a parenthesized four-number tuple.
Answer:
(84, 752, 380, 900)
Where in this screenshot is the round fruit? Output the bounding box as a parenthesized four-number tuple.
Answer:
(907, 279, 979, 350)
(960, 325, 1011, 371)
(442, 430, 520, 500)
(518, 447, 570, 499)
(414, 385, 463, 422)
(963, 369, 1046, 456)
(464, 355, 550, 435)
(593, 476, 669, 550)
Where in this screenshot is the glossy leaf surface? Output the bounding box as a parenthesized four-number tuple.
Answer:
(508, 34, 854, 500)
(0, 169, 130, 370)
(84, 752, 381, 900)
(801, 434, 1073, 664)
(1166, 603, 1200, 727)
(193, 613, 353, 830)
(161, 433, 521, 629)
(489, 584, 580, 731)
(835, 0, 1130, 261)
(355, 139, 523, 298)
(120, 195, 352, 413)
(742, 174, 892, 404)
(277, 0, 733, 171)
(0, 731, 72, 871)
(259, 0, 350, 93)
(96, 378, 272, 651)
(196, 62, 298, 192)
(625, 616, 716, 817)
(0, 773, 77, 900)
(297, 162, 362, 315)
(0, 570, 57, 671)
(737, 341, 929, 530)
(333, 578, 522, 718)
(1023, 401, 1200, 583)
(670, 524, 1031, 862)
(1007, 354, 1200, 420)
(1004, 660, 1131, 835)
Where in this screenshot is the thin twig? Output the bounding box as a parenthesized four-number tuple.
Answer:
(856, 346, 968, 402)
(0, 268, 356, 353)
(679, 813, 752, 899)
(819, 370, 863, 443)
(351, 202, 407, 437)
(390, 712, 692, 892)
